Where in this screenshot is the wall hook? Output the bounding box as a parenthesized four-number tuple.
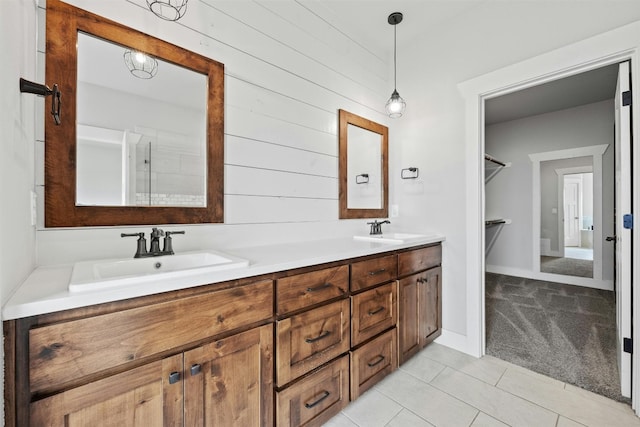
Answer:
(401, 167, 419, 179)
(356, 173, 369, 184)
(19, 78, 61, 125)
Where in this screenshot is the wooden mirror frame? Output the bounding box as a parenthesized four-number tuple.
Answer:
(45, 0, 224, 227)
(338, 109, 389, 219)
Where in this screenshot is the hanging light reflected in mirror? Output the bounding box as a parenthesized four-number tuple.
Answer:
(147, 0, 189, 21)
(123, 50, 159, 79)
(385, 12, 406, 118)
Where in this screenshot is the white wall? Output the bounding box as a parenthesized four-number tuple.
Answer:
(391, 6, 640, 349)
(0, 0, 39, 420)
(36, 0, 395, 265)
(485, 100, 613, 275)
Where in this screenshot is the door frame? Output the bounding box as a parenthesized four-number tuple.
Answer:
(458, 38, 639, 412)
(529, 146, 608, 288)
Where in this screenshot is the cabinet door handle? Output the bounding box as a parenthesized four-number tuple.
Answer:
(306, 282, 331, 293)
(190, 364, 202, 376)
(168, 371, 181, 384)
(367, 355, 385, 367)
(304, 390, 330, 409)
(368, 306, 385, 316)
(305, 330, 331, 343)
(368, 268, 387, 276)
(417, 277, 427, 284)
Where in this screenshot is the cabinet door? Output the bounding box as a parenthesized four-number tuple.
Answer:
(420, 267, 442, 347)
(30, 354, 183, 427)
(398, 274, 421, 365)
(184, 324, 273, 427)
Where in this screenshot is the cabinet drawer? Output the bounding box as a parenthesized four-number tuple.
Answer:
(277, 265, 349, 315)
(351, 282, 397, 346)
(350, 328, 397, 400)
(276, 355, 349, 427)
(276, 299, 350, 386)
(398, 245, 442, 277)
(351, 255, 397, 292)
(29, 280, 274, 394)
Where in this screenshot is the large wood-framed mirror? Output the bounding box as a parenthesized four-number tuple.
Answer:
(45, 0, 224, 227)
(338, 109, 388, 219)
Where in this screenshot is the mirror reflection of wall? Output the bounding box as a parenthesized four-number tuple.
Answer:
(346, 124, 383, 210)
(540, 157, 594, 278)
(76, 32, 207, 208)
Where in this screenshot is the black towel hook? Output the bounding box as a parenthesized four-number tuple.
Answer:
(19, 78, 61, 125)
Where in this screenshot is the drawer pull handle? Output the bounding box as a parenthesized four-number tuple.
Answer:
(305, 330, 331, 343)
(367, 355, 385, 367)
(306, 282, 332, 293)
(368, 306, 385, 316)
(168, 371, 181, 384)
(304, 390, 330, 409)
(190, 364, 202, 376)
(368, 268, 387, 276)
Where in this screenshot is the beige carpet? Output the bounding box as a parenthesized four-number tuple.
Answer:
(485, 273, 627, 402)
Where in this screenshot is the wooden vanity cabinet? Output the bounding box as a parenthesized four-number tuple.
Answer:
(398, 245, 443, 365)
(29, 325, 273, 426)
(275, 265, 351, 426)
(348, 255, 399, 400)
(6, 279, 275, 427)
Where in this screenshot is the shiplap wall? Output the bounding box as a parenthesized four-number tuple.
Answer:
(36, 0, 393, 264)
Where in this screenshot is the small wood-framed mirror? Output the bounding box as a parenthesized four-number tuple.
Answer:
(45, 0, 224, 227)
(338, 109, 389, 219)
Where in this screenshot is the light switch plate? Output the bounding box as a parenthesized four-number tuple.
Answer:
(391, 204, 399, 218)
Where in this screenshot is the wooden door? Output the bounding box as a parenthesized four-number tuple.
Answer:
(30, 354, 183, 426)
(184, 324, 273, 427)
(419, 267, 442, 347)
(398, 275, 420, 364)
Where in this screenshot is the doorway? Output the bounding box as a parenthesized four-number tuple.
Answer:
(483, 63, 628, 401)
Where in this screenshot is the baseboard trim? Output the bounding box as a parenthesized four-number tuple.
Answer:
(434, 329, 480, 357)
(486, 265, 613, 291)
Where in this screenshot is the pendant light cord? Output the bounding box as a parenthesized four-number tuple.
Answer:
(393, 22, 397, 90)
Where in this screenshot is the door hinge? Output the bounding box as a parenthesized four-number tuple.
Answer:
(624, 337, 633, 354)
(623, 90, 632, 106)
(624, 214, 633, 230)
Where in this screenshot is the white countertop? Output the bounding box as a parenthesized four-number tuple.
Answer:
(3, 234, 445, 320)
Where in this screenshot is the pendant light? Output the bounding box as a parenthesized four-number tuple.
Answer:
(123, 50, 159, 79)
(147, 0, 189, 21)
(385, 12, 406, 118)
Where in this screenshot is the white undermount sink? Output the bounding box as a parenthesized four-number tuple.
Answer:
(69, 250, 249, 293)
(353, 233, 429, 244)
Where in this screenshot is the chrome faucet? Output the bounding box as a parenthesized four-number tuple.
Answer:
(121, 228, 185, 258)
(367, 220, 390, 235)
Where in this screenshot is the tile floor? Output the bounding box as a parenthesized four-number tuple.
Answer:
(323, 343, 640, 427)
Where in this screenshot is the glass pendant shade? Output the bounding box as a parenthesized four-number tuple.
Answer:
(386, 12, 405, 118)
(123, 50, 159, 79)
(147, 0, 188, 21)
(385, 89, 406, 118)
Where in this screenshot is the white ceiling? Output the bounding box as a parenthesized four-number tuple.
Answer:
(298, 0, 640, 122)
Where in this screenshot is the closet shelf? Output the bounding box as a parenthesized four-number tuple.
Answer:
(484, 154, 507, 167)
(485, 218, 511, 226)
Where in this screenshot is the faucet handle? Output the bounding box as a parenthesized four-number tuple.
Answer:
(121, 232, 148, 258)
(163, 231, 185, 255)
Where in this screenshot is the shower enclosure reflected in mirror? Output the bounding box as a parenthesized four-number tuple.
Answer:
(76, 32, 207, 208)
